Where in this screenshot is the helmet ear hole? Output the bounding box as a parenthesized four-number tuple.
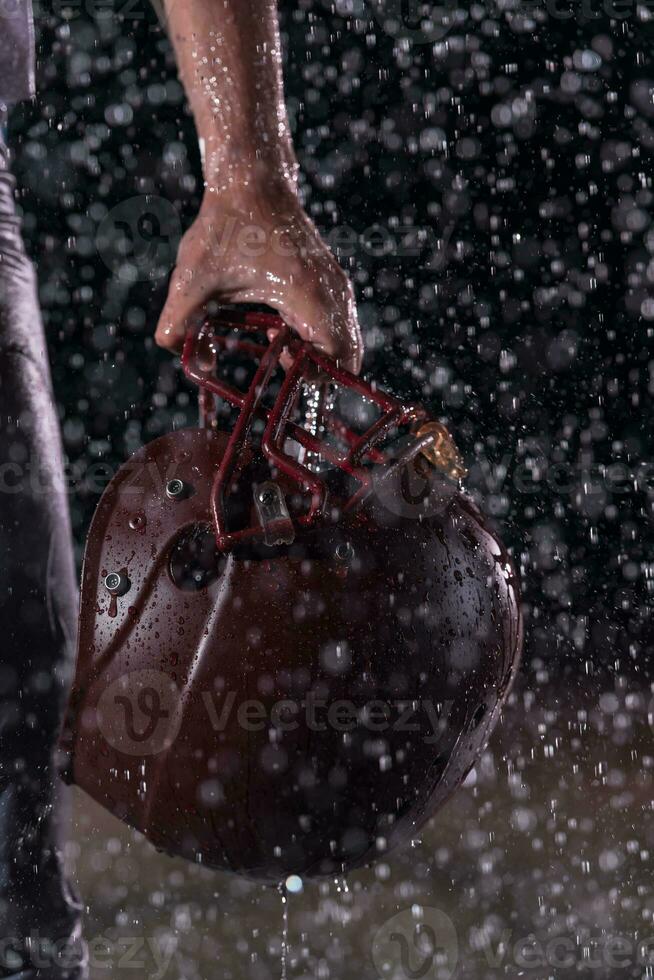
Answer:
(169, 524, 223, 591)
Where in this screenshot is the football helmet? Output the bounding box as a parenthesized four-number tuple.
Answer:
(60, 309, 522, 882)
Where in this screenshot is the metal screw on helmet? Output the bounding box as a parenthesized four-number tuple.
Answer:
(254, 482, 295, 547)
(334, 541, 355, 563)
(104, 571, 130, 597)
(258, 486, 277, 508)
(166, 479, 187, 500)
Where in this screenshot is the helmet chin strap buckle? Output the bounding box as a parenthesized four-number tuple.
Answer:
(254, 481, 296, 547)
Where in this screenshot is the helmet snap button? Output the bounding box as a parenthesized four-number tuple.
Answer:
(334, 541, 355, 563)
(166, 479, 187, 500)
(104, 571, 130, 597)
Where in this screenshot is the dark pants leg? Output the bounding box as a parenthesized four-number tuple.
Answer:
(0, 136, 87, 978)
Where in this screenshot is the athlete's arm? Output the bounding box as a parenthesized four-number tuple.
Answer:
(156, 0, 363, 373)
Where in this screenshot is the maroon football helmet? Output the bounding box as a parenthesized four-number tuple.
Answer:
(60, 309, 522, 883)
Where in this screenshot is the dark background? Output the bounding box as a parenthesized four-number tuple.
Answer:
(5, 4, 653, 977)
(7, 0, 653, 718)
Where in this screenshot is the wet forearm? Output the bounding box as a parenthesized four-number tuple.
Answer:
(162, 0, 298, 192)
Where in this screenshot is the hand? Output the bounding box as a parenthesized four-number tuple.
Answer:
(154, 181, 363, 374)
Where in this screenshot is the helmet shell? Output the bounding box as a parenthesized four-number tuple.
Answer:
(61, 426, 522, 882)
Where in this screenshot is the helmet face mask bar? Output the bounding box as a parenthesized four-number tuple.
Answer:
(60, 306, 520, 884)
(181, 310, 461, 552)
